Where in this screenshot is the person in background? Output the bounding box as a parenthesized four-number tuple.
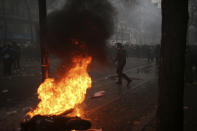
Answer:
(154, 44, 160, 65)
(0, 44, 3, 64)
(12, 42, 21, 69)
(114, 43, 132, 87)
(2, 43, 15, 76)
(185, 46, 193, 83)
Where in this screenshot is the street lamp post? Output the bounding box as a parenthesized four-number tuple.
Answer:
(38, 0, 49, 81)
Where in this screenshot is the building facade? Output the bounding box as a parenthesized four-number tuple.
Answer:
(0, 0, 39, 45)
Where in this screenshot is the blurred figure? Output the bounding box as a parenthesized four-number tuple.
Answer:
(147, 46, 154, 62)
(185, 46, 194, 83)
(154, 44, 160, 65)
(136, 45, 141, 58)
(1, 43, 15, 76)
(0, 43, 3, 64)
(114, 43, 132, 87)
(190, 45, 197, 84)
(12, 42, 21, 69)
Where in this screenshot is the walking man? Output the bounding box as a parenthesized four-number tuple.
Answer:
(114, 43, 132, 87)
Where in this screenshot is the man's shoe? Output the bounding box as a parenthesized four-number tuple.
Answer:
(127, 79, 132, 87)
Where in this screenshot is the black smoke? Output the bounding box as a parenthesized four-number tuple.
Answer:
(42, 0, 116, 79)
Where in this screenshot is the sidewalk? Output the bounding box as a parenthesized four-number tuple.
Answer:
(139, 83, 197, 131)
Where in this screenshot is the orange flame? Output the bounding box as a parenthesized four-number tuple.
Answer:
(27, 56, 92, 118)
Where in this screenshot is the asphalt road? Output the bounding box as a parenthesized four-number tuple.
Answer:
(0, 57, 158, 131)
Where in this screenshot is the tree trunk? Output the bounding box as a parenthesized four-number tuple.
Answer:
(157, 0, 188, 131)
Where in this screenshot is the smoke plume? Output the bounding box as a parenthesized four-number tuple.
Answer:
(43, 0, 116, 79)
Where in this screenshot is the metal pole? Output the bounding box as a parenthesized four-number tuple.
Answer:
(38, 0, 49, 81)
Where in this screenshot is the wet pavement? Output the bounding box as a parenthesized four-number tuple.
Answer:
(82, 61, 157, 131)
(0, 57, 158, 131)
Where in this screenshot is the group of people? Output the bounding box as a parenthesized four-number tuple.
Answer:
(0, 41, 153, 86)
(124, 44, 160, 64)
(0, 42, 21, 76)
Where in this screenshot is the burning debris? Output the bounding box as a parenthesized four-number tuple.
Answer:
(27, 56, 92, 117)
(23, 56, 92, 130)
(92, 91, 105, 98)
(21, 115, 91, 131)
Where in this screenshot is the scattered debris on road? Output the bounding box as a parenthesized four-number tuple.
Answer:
(184, 106, 189, 110)
(92, 91, 105, 98)
(2, 89, 8, 93)
(6, 110, 17, 115)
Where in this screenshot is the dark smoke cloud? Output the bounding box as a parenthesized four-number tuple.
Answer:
(43, 0, 116, 79)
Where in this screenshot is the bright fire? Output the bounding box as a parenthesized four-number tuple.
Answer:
(27, 56, 92, 118)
